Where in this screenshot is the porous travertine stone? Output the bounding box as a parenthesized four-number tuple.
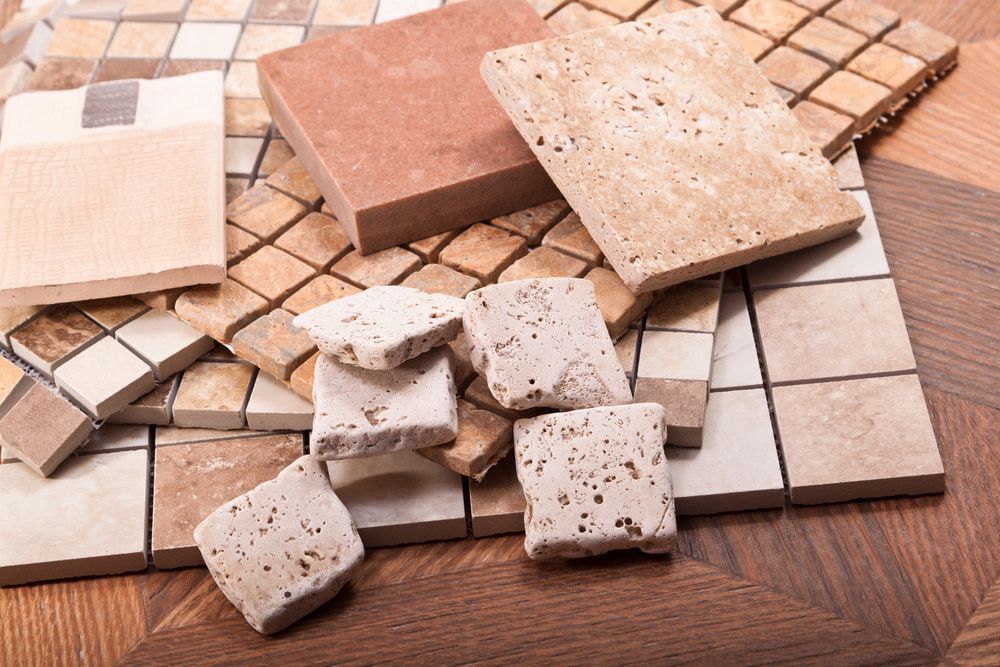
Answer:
(293, 285, 464, 370)
(809, 70, 892, 131)
(513, 403, 677, 559)
(464, 278, 631, 410)
(194, 455, 364, 635)
(311, 348, 458, 459)
(481, 8, 863, 292)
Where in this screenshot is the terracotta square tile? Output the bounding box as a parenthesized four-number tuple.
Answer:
(439, 223, 527, 284)
(274, 212, 352, 271)
(245, 373, 312, 430)
(116, 309, 215, 380)
(175, 279, 270, 342)
(541, 212, 604, 266)
(825, 0, 898, 39)
(0, 383, 93, 477)
(152, 433, 301, 568)
(788, 16, 868, 66)
(10, 306, 103, 376)
(791, 100, 855, 157)
(585, 267, 653, 339)
(250, 0, 314, 22)
(614, 328, 638, 378)
(54, 337, 155, 419)
(469, 453, 525, 537)
(78, 424, 150, 455)
(170, 21, 241, 59)
(405, 230, 459, 264)
(401, 263, 482, 299)
(122, 0, 189, 20)
(832, 142, 865, 190)
(225, 98, 271, 136)
(809, 70, 892, 130)
(646, 284, 722, 333)
(27, 57, 97, 90)
(882, 20, 959, 73)
(76, 297, 149, 332)
(774, 374, 943, 504)
(46, 18, 114, 57)
(224, 136, 264, 175)
(846, 43, 930, 104)
(229, 247, 317, 309)
(227, 184, 308, 241)
(710, 292, 762, 391)
(161, 58, 226, 77)
(0, 307, 43, 350)
(172, 360, 255, 428)
(281, 275, 359, 315)
(758, 46, 831, 96)
(226, 223, 261, 265)
(725, 21, 774, 60)
(729, 0, 809, 41)
(326, 449, 467, 547)
(108, 375, 179, 425)
(636, 330, 714, 382)
(0, 449, 148, 585)
(483, 9, 864, 292)
(417, 399, 513, 480)
(289, 351, 318, 399)
(234, 23, 303, 59)
(490, 199, 569, 245)
(93, 57, 161, 82)
(498, 247, 589, 283)
(265, 157, 322, 206)
(231, 309, 316, 380)
(186, 0, 251, 20)
(667, 388, 784, 515)
(547, 2, 617, 35)
(257, 137, 295, 172)
(312, 0, 376, 25)
(754, 278, 915, 383)
(258, 0, 559, 253)
(106, 20, 177, 58)
(331, 247, 422, 288)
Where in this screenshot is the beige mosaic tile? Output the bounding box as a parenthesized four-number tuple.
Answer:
(439, 223, 528, 284)
(405, 230, 459, 264)
(273, 212, 351, 271)
(105, 20, 177, 58)
(226, 223, 261, 264)
(229, 246, 316, 309)
(46, 18, 115, 57)
(76, 297, 149, 332)
(331, 247, 422, 289)
(646, 284, 722, 333)
(832, 142, 865, 190)
(234, 23, 304, 60)
(825, 0, 899, 39)
(224, 60, 260, 97)
(725, 20, 774, 60)
(791, 100, 855, 157)
(490, 199, 569, 245)
(53, 337, 154, 419)
(282, 275, 360, 316)
(116, 309, 215, 380)
(170, 21, 242, 59)
(847, 42, 930, 105)
(0, 307, 43, 350)
(109, 375, 178, 425)
(401, 263, 483, 299)
(10, 306, 103, 376)
(265, 156, 323, 207)
(810, 70, 892, 131)
(417, 399, 513, 480)
(788, 16, 868, 67)
(882, 20, 959, 73)
(497, 247, 589, 283)
(312, 0, 376, 25)
(728, 0, 809, 41)
(186, 0, 251, 20)
(244, 373, 312, 430)
(172, 360, 255, 429)
(121, 0, 188, 20)
(227, 184, 308, 242)
(225, 97, 271, 136)
(758, 45, 831, 96)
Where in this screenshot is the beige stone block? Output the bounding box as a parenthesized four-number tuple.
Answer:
(116, 309, 215, 381)
(825, 0, 899, 39)
(231, 309, 316, 381)
(469, 453, 525, 537)
(710, 291, 762, 391)
(172, 361, 255, 429)
(498, 247, 589, 283)
(490, 199, 569, 245)
(54, 337, 155, 420)
(585, 266, 653, 339)
(417, 399, 513, 480)
(226, 223, 261, 265)
(401, 263, 483, 299)
(245, 373, 313, 431)
(810, 70, 893, 130)
(105, 20, 177, 58)
(646, 284, 721, 333)
(174, 279, 270, 342)
(225, 60, 261, 98)
(331, 247, 422, 288)
(882, 20, 959, 73)
(788, 16, 868, 67)
(439, 223, 528, 284)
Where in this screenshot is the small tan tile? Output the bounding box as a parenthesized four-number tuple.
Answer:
(331, 247, 422, 288)
(646, 284, 722, 333)
(825, 0, 899, 39)
(249, 0, 314, 22)
(46, 18, 115, 58)
(257, 137, 294, 172)
(175, 279, 270, 342)
(636, 329, 714, 382)
(832, 142, 865, 190)
(417, 399, 513, 481)
(448, 332, 476, 391)
(202, 343, 241, 363)
(633, 378, 708, 447)
(224, 59, 260, 97)
(847, 43, 930, 104)
(234, 23, 304, 60)
(758, 46, 831, 96)
(725, 21, 775, 60)
(78, 424, 150, 455)
(547, 2, 616, 36)
(312, 0, 376, 25)
(116, 309, 215, 380)
(161, 59, 227, 77)
(469, 453, 525, 537)
(711, 291, 763, 390)
(401, 263, 482, 299)
(788, 16, 868, 66)
(636, 0, 665, 18)
(439, 223, 527, 284)
(0, 356, 31, 417)
(109, 375, 179, 425)
(0, 306, 43, 350)
(170, 21, 242, 59)
(122, 0, 188, 20)
(490, 199, 569, 245)
(227, 184, 308, 242)
(28, 57, 97, 91)
(186, 0, 251, 20)
(585, 267, 653, 339)
(229, 246, 317, 309)
(0, 61, 32, 105)
(463, 375, 546, 423)
(173, 360, 254, 429)
(265, 157, 322, 206)
(541, 212, 603, 266)
(729, 0, 810, 41)
(809, 70, 892, 130)
(245, 373, 313, 430)
(76, 297, 149, 332)
(689, 0, 743, 15)
(10, 305, 103, 376)
(498, 247, 588, 284)
(282, 275, 361, 316)
(0, 383, 92, 477)
(791, 100, 855, 158)
(274, 212, 352, 271)
(225, 98, 271, 136)
(289, 351, 318, 399)
(224, 136, 264, 175)
(106, 21, 177, 58)
(882, 20, 959, 73)
(406, 230, 459, 264)
(231, 309, 316, 381)
(614, 329, 638, 378)
(226, 224, 261, 265)
(54, 337, 155, 419)
(92, 57, 161, 82)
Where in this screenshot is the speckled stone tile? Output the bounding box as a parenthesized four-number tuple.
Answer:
(54, 337, 155, 419)
(225, 98, 272, 136)
(226, 224, 261, 264)
(725, 20, 774, 60)
(161, 59, 227, 77)
(791, 100, 855, 157)
(847, 42, 930, 104)
(758, 45, 831, 96)
(106, 20, 177, 58)
(175, 279, 270, 342)
(439, 223, 528, 284)
(584, 267, 653, 339)
(245, 373, 313, 430)
(229, 246, 317, 309)
(282, 275, 361, 316)
(788, 16, 868, 66)
(172, 361, 255, 429)
(265, 157, 323, 207)
(401, 263, 483, 299)
(76, 297, 149, 332)
(710, 291, 762, 391)
(116, 309, 215, 380)
(0, 383, 93, 477)
(231, 309, 316, 380)
(497, 247, 589, 283)
(541, 212, 604, 266)
(809, 70, 892, 132)
(825, 0, 899, 39)
(10, 306, 103, 376)
(728, 0, 809, 41)
(224, 136, 264, 175)
(27, 57, 97, 91)
(490, 199, 569, 244)
(273, 212, 352, 271)
(584, 0, 649, 19)
(109, 375, 179, 425)
(469, 453, 525, 537)
(882, 20, 959, 73)
(417, 399, 513, 480)
(257, 137, 294, 172)
(331, 247, 422, 289)
(46, 18, 115, 57)
(645, 284, 722, 333)
(92, 57, 161, 82)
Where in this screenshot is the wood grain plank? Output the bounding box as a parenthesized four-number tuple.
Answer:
(947, 577, 1000, 665)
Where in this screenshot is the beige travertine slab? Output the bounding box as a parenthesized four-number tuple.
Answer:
(710, 292, 763, 391)
(417, 399, 513, 480)
(465, 278, 631, 410)
(481, 8, 863, 292)
(116, 309, 215, 381)
(53, 336, 155, 419)
(0, 383, 93, 477)
(312, 348, 457, 459)
(294, 286, 464, 370)
(514, 403, 676, 559)
(78, 424, 150, 455)
(667, 389, 783, 515)
(172, 361, 255, 429)
(0, 72, 226, 307)
(882, 20, 959, 73)
(646, 284, 722, 333)
(326, 448, 467, 547)
(245, 372, 313, 431)
(0, 449, 148, 586)
(153, 433, 302, 569)
(469, 453, 525, 537)
(110, 375, 178, 425)
(195, 455, 364, 634)
(773, 374, 943, 504)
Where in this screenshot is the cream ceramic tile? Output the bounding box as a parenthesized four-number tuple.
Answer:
(244, 372, 313, 430)
(116, 309, 215, 380)
(635, 330, 714, 382)
(53, 336, 155, 419)
(224, 136, 264, 175)
(170, 21, 241, 58)
(710, 292, 763, 391)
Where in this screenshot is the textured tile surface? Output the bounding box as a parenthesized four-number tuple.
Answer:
(172, 361, 255, 429)
(53, 336, 154, 419)
(245, 372, 313, 430)
(417, 399, 512, 480)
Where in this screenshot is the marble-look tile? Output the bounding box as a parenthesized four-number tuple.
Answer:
(172, 361, 255, 429)
(54, 337, 155, 419)
(116, 309, 215, 380)
(10, 305, 104, 376)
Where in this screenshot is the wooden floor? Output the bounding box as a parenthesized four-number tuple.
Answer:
(2, 1, 998, 664)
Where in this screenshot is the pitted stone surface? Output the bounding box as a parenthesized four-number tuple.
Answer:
(481, 8, 863, 292)
(311, 347, 458, 460)
(294, 285, 464, 370)
(464, 278, 631, 410)
(194, 455, 364, 635)
(513, 403, 676, 559)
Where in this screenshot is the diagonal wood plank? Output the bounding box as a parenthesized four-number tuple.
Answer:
(947, 576, 1000, 665)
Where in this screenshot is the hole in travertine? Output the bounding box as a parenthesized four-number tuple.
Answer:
(284, 591, 292, 598)
(558, 493, 570, 506)
(594, 494, 604, 504)
(578, 525, 586, 533)
(536, 136, 544, 146)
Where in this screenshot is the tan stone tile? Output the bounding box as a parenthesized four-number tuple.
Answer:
(0, 306, 43, 350)
(289, 351, 318, 399)
(0, 356, 31, 417)
(250, 0, 314, 22)
(791, 100, 855, 158)
(122, 0, 188, 20)
(76, 297, 149, 332)
(116, 309, 215, 380)
(758, 45, 831, 96)
(231, 309, 316, 380)
(636, 329, 714, 382)
(490, 199, 569, 245)
(282, 275, 361, 315)
(729, 0, 810, 41)
(401, 263, 482, 299)
(274, 212, 352, 271)
(633, 378, 708, 446)
(417, 399, 513, 480)
(136, 288, 186, 311)
(265, 157, 322, 206)
(27, 57, 97, 91)
(257, 137, 294, 173)
(847, 42, 930, 104)
(788, 0, 836, 11)
(234, 23, 304, 60)
(225, 224, 261, 265)
(224, 136, 264, 176)
(10, 305, 103, 376)
(92, 57, 161, 82)
(773, 84, 798, 105)
(229, 246, 317, 309)
(469, 453, 525, 537)
(173, 360, 254, 429)
(825, 0, 899, 39)
(725, 21, 775, 60)
(614, 328, 638, 378)
(0, 383, 92, 477)
(636, 0, 665, 18)
(882, 20, 959, 73)
(541, 212, 603, 266)
(498, 247, 589, 283)
(439, 223, 527, 284)
(175, 279, 270, 342)
(78, 423, 150, 455)
(809, 70, 892, 130)
(312, 0, 376, 25)
(331, 247, 422, 288)
(463, 375, 546, 422)
(584, 0, 649, 19)
(169, 21, 242, 59)
(106, 21, 177, 58)
(547, 1, 617, 35)
(448, 332, 476, 391)
(245, 373, 312, 430)
(224, 60, 260, 97)
(46, 18, 115, 58)
(109, 375, 179, 425)
(585, 266, 653, 339)
(225, 97, 271, 136)
(161, 58, 227, 77)
(54, 337, 155, 419)
(186, 0, 251, 20)
(227, 184, 308, 242)
(710, 291, 762, 391)
(788, 16, 868, 66)
(405, 230, 459, 263)
(832, 142, 865, 190)
(689, 0, 743, 15)
(646, 284, 721, 333)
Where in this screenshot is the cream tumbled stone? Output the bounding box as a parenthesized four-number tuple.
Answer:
(464, 278, 631, 411)
(311, 347, 458, 460)
(293, 285, 464, 370)
(194, 455, 364, 635)
(513, 403, 677, 560)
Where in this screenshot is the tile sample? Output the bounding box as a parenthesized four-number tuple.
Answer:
(169, 21, 241, 59)
(0, 72, 227, 307)
(847, 42, 929, 105)
(109, 375, 178, 425)
(469, 453, 525, 537)
(45, 18, 115, 57)
(257, 0, 559, 253)
(274, 212, 351, 270)
(773, 374, 943, 504)
(245, 372, 313, 430)
(825, 0, 899, 40)
(154, 425, 270, 447)
(153, 433, 302, 568)
(330, 247, 422, 288)
(326, 448, 467, 547)
(282, 275, 361, 316)
(809, 70, 892, 130)
(584, 267, 653, 339)
(481, 8, 863, 292)
(231, 309, 315, 380)
(882, 20, 959, 73)
(78, 424, 150, 455)
(116, 308, 215, 380)
(541, 212, 603, 266)
(787, 16, 868, 67)
(76, 297, 148, 332)
(791, 100, 856, 157)
(646, 284, 721, 333)
(401, 264, 483, 299)
(174, 279, 270, 342)
(728, 0, 809, 41)
(405, 230, 460, 264)
(105, 20, 176, 58)
(0, 306, 43, 350)
(53, 337, 155, 419)
(233, 23, 303, 60)
(757, 46, 831, 97)
(438, 223, 528, 284)
(27, 57, 97, 91)
(417, 399, 513, 480)
(491, 199, 569, 245)
(832, 142, 865, 190)
(724, 21, 774, 60)
(0, 449, 148, 586)
(227, 184, 308, 242)
(710, 292, 763, 391)
(312, 0, 376, 25)
(172, 361, 255, 429)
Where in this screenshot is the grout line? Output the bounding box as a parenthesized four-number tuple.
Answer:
(769, 368, 919, 389)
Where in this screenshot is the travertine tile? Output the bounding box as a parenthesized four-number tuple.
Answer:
(137, 288, 187, 311)
(747, 190, 887, 287)
(825, 0, 899, 39)
(225, 97, 271, 136)
(585, 267, 653, 339)
(116, 309, 215, 380)
(646, 284, 721, 333)
(226, 223, 261, 264)
(758, 45, 831, 96)
(688, 0, 743, 16)
(584, 0, 648, 19)
(231, 309, 316, 380)
(76, 297, 149, 332)
(250, 0, 314, 22)
(172, 361, 255, 429)
(122, 0, 188, 20)
(92, 57, 161, 82)
(46, 18, 114, 57)
(462, 375, 546, 422)
(326, 448, 466, 547)
(0, 383, 92, 477)
(810, 70, 893, 130)
(728, 0, 809, 41)
(312, 0, 376, 25)
(0, 61, 32, 104)
(186, 0, 251, 20)
(105, 20, 177, 57)
(774, 374, 943, 504)
(636, 329, 714, 382)
(227, 184, 308, 242)
(78, 423, 150, 455)
(10, 305, 103, 376)
(754, 278, 915, 383)
(27, 57, 97, 91)
(401, 263, 483, 299)
(405, 230, 459, 264)
(469, 453, 525, 536)
(224, 136, 264, 175)
(330, 247, 422, 288)
(482, 8, 864, 292)
(439, 223, 528, 284)
(632, 377, 708, 447)
(224, 60, 260, 97)
(448, 332, 476, 390)
(490, 199, 569, 245)
(667, 389, 784, 515)
(541, 212, 603, 266)
(498, 247, 589, 283)
(514, 403, 676, 559)
(234, 23, 303, 60)
(170, 21, 242, 59)
(282, 275, 360, 316)
(257, 137, 294, 172)
(725, 21, 774, 60)
(175, 280, 270, 342)
(153, 433, 301, 568)
(788, 16, 868, 66)
(832, 142, 865, 190)
(54, 337, 155, 419)
(847, 42, 930, 104)
(245, 373, 313, 430)
(109, 375, 178, 425)
(161, 59, 228, 77)
(257, 0, 559, 253)
(0, 449, 148, 586)
(273, 212, 351, 271)
(289, 351, 318, 399)
(882, 20, 959, 73)
(196, 455, 364, 635)
(265, 157, 322, 207)
(0, 355, 31, 416)
(791, 100, 855, 157)
(229, 246, 316, 309)
(417, 399, 513, 480)
(710, 291, 763, 391)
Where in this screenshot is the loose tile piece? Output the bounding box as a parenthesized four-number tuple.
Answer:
(153, 433, 302, 568)
(195, 455, 364, 634)
(0, 449, 148, 586)
(825, 0, 899, 39)
(439, 223, 528, 284)
(10, 305, 103, 376)
(274, 212, 352, 271)
(465, 278, 631, 410)
(482, 8, 864, 292)
(330, 247, 422, 289)
(469, 453, 525, 537)
(585, 267, 653, 339)
(728, 0, 809, 41)
(401, 263, 483, 299)
(847, 42, 930, 104)
(78, 424, 150, 455)
(788, 16, 868, 66)
(0, 383, 93, 477)
(810, 70, 892, 130)
(646, 284, 721, 333)
(417, 399, 513, 480)
(172, 361, 255, 429)
(326, 448, 467, 547)
(311, 349, 458, 459)
(54, 337, 155, 419)
(882, 20, 959, 73)
(541, 212, 604, 266)
(497, 247, 589, 283)
(257, 0, 559, 253)
(175, 279, 270, 342)
(757, 45, 831, 96)
(491, 199, 569, 244)
(231, 309, 316, 380)
(710, 292, 762, 390)
(774, 374, 943, 504)
(116, 309, 215, 380)
(282, 275, 361, 316)
(245, 373, 313, 430)
(514, 403, 677, 559)
(791, 100, 856, 157)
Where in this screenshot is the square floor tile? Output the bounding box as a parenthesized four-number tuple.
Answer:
(172, 361, 255, 429)
(106, 20, 177, 58)
(170, 21, 241, 59)
(54, 337, 155, 419)
(116, 309, 215, 380)
(234, 23, 303, 59)
(710, 292, 763, 391)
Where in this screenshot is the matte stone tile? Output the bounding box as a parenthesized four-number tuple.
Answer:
(469, 453, 525, 537)
(224, 59, 260, 97)
(109, 375, 179, 425)
(76, 297, 149, 332)
(725, 20, 774, 60)
(234, 23, 303, 60)
(832, 142, 865, 190)
(231, 309, 316, 380)
(121, 0, 189, 20)
(249, 0, 314, 22)
(229, 246, 317, 309)
(498, 247, 589, 284)
(0, 449, 148, 586)
(170, 21, 242, 59)
(636, 330, 714, 382)
(584, 0, 649, 19)
(846, 42, 930, 105)
(882, 20, 959, 73)
(274, 212, 352, 271)
(225, 97, 271, 136)
(666, 388, 784, 515)
(825, 0, 899, 39)
(585, 267, 653, 339)
(161, 58, 227, 77)
(46, 18, 115, 57)
(92, 57, 161, 82)
(10, 305, 103, 376)
(417, 399, 513, 480)
(405, 230, 459, 264)
(175, 280, 270, 342)
(186, 0, 251, 20)
(0, 383, 93, 477)
(646, 284, 722, 333)
(172, 361, 255, 429)
(541, 212, 603, 266)
(632, 377, 708, 447)
(289, 351, 318, 399)
(462, 375, 546, 422)
(265, 157, 323, 206)
(116, 308, 215, 380)
(758, 45, 831, 97)
(614, 329, 638, 379)
(401, 263, 483, 299)
(0, 356, 31, 417)
(257, 0, 559, 253)
(0, 61, 32, 104)
(245, 373, 313, 430)
(729, 0, 809, 41)
(154, 425, 272, 446)
(710, 291, 763, 391)
(774, 374, 943, 504)
(331, 247, 422, 289)
(152, 433, 302, 568)
(791, 100, 855, 158)
(226, 223, 261, 264)
(282, 274, 361, 315)
(106, 20, 177, 57)
(688, 0, 743, 16)
(78, 423, 150, 455)
(546, 1, 616, 35)
(439, 223, 528, 284)
(312, 0, 376, 25)
(27, 57, 97, 90)
(788, 16, 868, 66)
(490, 199, 569, 245)
(227, 184, 308, 242)
(326, 449, 467, 547)
(810, 70, 893, 130)
(753, 278, 915, 384)
(54, 337, 155, 419)
(224, 136, 265, 176)
(0, 307, 43, 350)
(257, 137, 294, 172)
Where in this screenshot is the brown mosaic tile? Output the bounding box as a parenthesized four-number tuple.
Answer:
(136, 288, 186, 311)
(231, 309, 316, 380)
(226, 224, 261, 265)
(46, 18, 114, 58)
(0, 383, 92, 477)
(225, 178, 249, 204)
(406, 230, 460, 264)
(228, 246, 317, 309)
(438, 224, 527, 284)
(172, 360, 255, 429)
(725, 21, 775, 61)
(28, 57, 97, 91)
(788, 16, 868, 67)
(792, 100, 855, 158)
(161, 59, 226, 77)
(249, 0, 313, 22)
(585, 267, 653, 339)
(882, 20, 959, 73)
(282, 275, 361, 316)
(825, 0, 899, 39)
(541, 212, 604, 266)
(174, 279, 270, 342)
(226, 184, 308, 242)
(729, 0, 810, 42)
(225, 97, 271, 136)
(331, 247, 422, 289)
(10, 305, 103, 375)
(847, 42, 930, 105)
(106, 21, 177, 58)
(497, 247, 589, 283)
(273, 212, 352, 271)
(265, 156, 322, 206)
(289, 350, 318, 399)
(758, 46, 832, 97)
(76, 297, 149, 332)
(92, 57, 160, 82)
(401, 263, 483, 299)
(809, 70, 892, 130)
(490, 199, 569, 245)
(417, 399, 513, 481)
